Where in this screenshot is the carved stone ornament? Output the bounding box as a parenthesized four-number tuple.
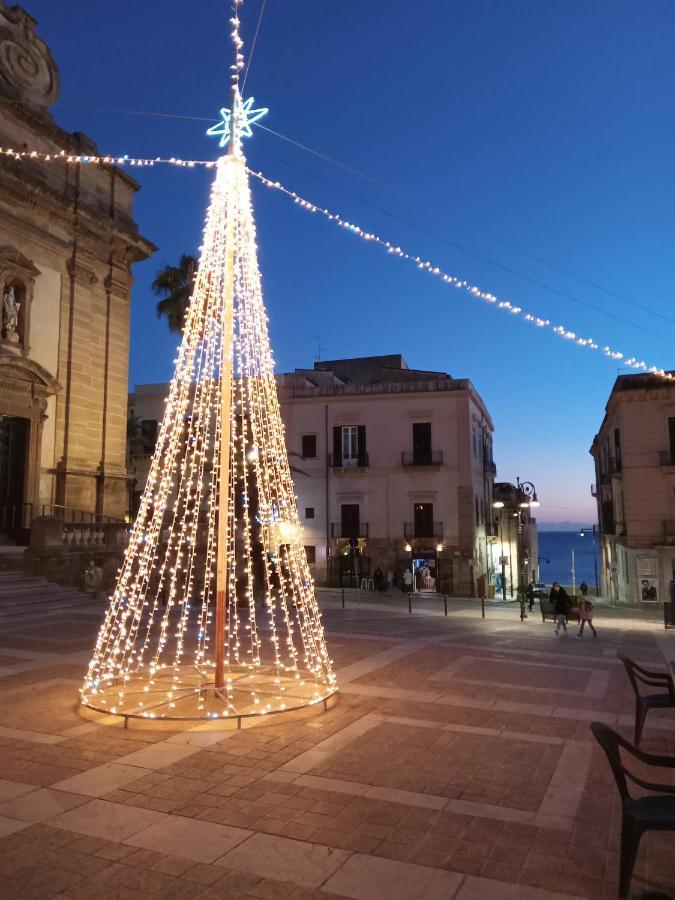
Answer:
(0, 4, 59, 107)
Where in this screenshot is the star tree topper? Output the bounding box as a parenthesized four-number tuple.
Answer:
(207, 95, 268, 148)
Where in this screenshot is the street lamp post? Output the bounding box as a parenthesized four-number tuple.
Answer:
(580, 525, 600, 596)
(493, 500, 506, 601)
(516, 477, 539, 597)
(507, 514, 514, 598)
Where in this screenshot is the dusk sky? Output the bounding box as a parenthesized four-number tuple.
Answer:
(28, 0, 675, 524)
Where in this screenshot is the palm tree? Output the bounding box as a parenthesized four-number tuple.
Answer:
(126, 410, 143, 468)
(152, 254, 197, 333)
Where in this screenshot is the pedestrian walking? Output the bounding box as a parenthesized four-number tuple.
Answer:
(579, 581, 589, 597)
(550, 582, 571, 635)
(403, 568, 412, 592)
(526, 580, 535, 612)
(578, 596, 597, 637)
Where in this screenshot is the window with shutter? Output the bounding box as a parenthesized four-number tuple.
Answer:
(332, 426, 342, 467)
(357, 425, 367, 467)
(412, 423, 431, 465)
(301, 434, 317, 458)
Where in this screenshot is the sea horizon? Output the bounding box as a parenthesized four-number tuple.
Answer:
(537, 529, 600, 588)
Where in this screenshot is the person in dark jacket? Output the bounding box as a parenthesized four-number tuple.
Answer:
(526, 580, 535, 612)
(550, 582, 571, 635)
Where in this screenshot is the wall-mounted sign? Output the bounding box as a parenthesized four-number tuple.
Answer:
(637, 556, 659, 603)
(637, 557, 658, 579)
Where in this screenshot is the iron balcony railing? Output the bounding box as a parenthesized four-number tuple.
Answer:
(331, 522, 369, 539)
(404, 521, 443, 540)
(401, 450, 443, 467)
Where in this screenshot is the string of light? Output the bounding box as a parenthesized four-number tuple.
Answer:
(245, 169, 672, 379)
(3, 140, 670, 378)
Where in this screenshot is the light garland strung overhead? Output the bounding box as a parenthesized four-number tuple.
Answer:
(2, 143, 670, 380)
(80, 0, 336, 723)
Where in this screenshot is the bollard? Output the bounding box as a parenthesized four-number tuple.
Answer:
(341, 588, 345, 609)
(408, 592, 412, 614)
(481, 595, 485, 619)
(444, 594, 448, 616)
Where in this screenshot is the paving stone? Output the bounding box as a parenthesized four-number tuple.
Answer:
(0, 787, 88, 823)
(125, 814, 251, 863)
(216, 832, 350, 887)
(0, 779, 36, 802)
(0, 814, 29, 838)
(50, 799, 166, 842)
(322, 852, 464, 899)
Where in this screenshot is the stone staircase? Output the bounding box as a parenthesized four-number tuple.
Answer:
(0, 569, 103, 621)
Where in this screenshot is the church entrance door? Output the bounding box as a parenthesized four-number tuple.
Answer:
(0, 415, 29, 535)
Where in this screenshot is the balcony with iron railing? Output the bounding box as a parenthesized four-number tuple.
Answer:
(401, 450, 443, 467)
(404, 521, 443, 541)
(590, 484, 598, 497)
(609, 457, 622, 475)
(331, 522, 369, 539)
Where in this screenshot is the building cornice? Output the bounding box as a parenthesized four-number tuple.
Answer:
(0, 160, 156, 260)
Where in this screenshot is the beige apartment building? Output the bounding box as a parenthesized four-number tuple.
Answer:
(0, 3, 154, 536)
(277, 355, 495, 595)
(590, 371, 675, 606)
(129, 355, 496, 596)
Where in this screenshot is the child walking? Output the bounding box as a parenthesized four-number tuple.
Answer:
(578, 596, 597, 637)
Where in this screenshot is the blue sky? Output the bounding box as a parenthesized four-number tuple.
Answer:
(28, 0, 675, 523)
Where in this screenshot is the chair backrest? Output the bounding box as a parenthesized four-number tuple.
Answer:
(618, 653, 674, 701)
(590, 721, 630, 803)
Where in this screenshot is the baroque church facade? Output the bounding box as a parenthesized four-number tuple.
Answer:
(0, 3, 154, 534)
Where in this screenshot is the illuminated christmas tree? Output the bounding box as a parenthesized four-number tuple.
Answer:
(81, 2, 336, 722)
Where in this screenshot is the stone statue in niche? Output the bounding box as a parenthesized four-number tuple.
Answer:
(2, 284, 21, 343)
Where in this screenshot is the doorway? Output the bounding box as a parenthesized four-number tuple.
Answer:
(0, 415, 29, 535)
(413, 553, 437, 591)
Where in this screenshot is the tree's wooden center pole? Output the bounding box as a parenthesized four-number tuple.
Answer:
(215, 147, 239, 692)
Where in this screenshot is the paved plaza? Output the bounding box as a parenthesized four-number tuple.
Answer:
(0, 594, 674, 899)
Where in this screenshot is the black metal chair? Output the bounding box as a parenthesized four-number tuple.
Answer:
(591, 721, 675, 900)
(618, 653, 675, 745)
